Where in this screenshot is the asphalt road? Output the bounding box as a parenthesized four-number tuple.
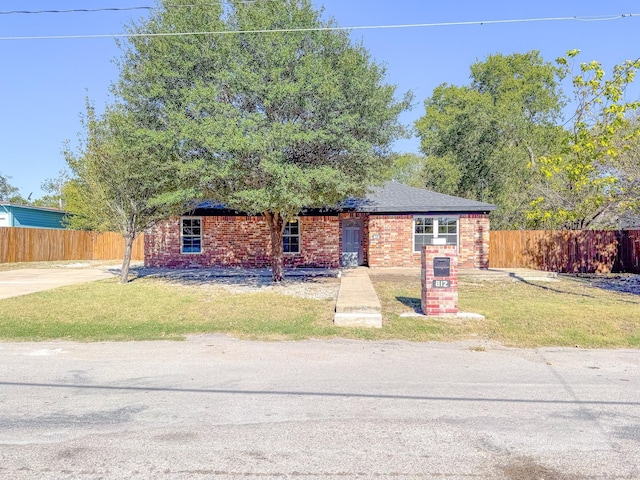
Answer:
(0, 337, 638, 479)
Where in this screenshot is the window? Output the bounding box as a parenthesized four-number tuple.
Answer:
(414, 216, 458, 252)
(283, 219, 300, 254)
(181, 217, 202, 254)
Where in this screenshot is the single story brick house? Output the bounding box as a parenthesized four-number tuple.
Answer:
(145, 182, 497, 269)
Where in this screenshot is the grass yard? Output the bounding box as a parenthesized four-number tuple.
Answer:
(0, 278, 338, 342)
(372, 273, 640, 348)
(0, 270, 639, 347)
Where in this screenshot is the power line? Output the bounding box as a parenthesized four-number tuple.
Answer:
(0, 13, 637, 41)
(0, 6, 153, 15)
(0, 2, 272, 15)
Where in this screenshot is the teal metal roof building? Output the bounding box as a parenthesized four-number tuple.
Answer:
(0, 203, 66, 229)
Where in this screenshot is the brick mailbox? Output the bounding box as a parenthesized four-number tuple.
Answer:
(421, 246, 458, 316)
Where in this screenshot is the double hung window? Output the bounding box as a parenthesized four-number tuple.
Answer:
(181, 217, 202, 254)
(283, 219, 300, 254)
(414, 216, 458, 252)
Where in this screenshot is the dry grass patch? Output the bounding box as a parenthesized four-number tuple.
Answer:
(0, 278, 337, 341)
(372, 273, 640, 348)
(2, 269, 640, 347)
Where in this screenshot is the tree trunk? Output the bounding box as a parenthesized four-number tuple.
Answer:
(264, 211, 285, 283)
(119, 232, 136, 284)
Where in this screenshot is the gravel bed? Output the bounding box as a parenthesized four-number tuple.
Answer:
(130, 267, 340, 300)
(573, 273, 640, 295)
(210, 278, 340, 300)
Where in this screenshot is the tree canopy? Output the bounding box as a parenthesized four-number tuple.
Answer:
(0, 172, 30, 204)
(0, 172, 20, 203)
(526, 51, 640, 229)
(116, 0, 410, 280)
(415, 51, 566, 228)
(64, 102, 182, 282)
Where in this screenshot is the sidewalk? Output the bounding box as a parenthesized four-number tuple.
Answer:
(333, 267, 383, 328)
(0, 266, 117, 300)
(369, 267, 558, 282)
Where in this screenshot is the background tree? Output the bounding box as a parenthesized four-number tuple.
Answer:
(0, 172, 28, 204)
(613, 115, 640, 220)
(385, 153, 427, 186)
(526, 51, 640, 229)
(415, 51, 565, 228)
(116, 0, 410, 281)
(33, 169, 71, 209)
(64, 102, 182, 283)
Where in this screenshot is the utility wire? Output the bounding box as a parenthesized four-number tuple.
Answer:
(0, 13, 638, 41)
(0, 6, 153, 15)
(0, 1, 272, 15)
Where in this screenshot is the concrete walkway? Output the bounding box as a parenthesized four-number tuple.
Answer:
(369, 266, 558, 282)
(333, 266, 559, 328)
(0, 266, 118, 300)
(334, 267, 383, 328)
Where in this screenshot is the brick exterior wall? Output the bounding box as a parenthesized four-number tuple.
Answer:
(367, 213, 490, 269)
(145, 215, 340, 268)
(459, 214, 491, 269)
(145, 212, 491, 269)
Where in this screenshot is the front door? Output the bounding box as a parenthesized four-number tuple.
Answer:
(341, 219, 363, 267)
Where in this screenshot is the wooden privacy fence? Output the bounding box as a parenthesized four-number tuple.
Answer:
(490, 230, 640, 274)
(0, 227, 144, 264)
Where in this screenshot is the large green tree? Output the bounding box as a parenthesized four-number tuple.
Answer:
(64, 103, 182, 283)
(116, 0, 410, 281)
(415, 51, 565, 228)
(527, 51, 640, 229)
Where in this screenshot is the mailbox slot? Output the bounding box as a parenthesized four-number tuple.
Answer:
(433, 257, 451, 277)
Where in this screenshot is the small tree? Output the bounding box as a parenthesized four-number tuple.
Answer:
(526, 51, 640, 229)
(64, 102, 182, 283)
(116, 0, 411, 281)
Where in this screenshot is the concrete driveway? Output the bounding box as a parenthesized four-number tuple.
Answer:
(0, 265, 118, 300)
(0, 336, 638, 479)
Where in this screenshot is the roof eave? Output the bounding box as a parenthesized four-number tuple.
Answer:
(357, 206, 497, 214)
(0, 202, 66, 213)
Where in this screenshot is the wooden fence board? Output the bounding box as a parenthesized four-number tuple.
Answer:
(92, 232, 144, 261)
(490, 230, 640, 274)
(0, 227, 144, 263)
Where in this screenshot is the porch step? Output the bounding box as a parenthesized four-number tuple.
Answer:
(334, 267, 382, 328)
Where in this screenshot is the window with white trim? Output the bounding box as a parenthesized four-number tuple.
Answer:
(414, 216, 458, 252)
(181, 217, 202, 254)
(283, 218, 300, 254)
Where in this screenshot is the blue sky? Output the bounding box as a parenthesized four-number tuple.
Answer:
(1, 0, 638, 199)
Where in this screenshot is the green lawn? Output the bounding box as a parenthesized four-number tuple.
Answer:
(0, 279, 338, 341)
(0, 272, 639, 347)
(372, 273, 640, 348)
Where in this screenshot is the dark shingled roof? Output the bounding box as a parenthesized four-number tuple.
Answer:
(193, 181, 496, 214)
(344, 181, 497, 213)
